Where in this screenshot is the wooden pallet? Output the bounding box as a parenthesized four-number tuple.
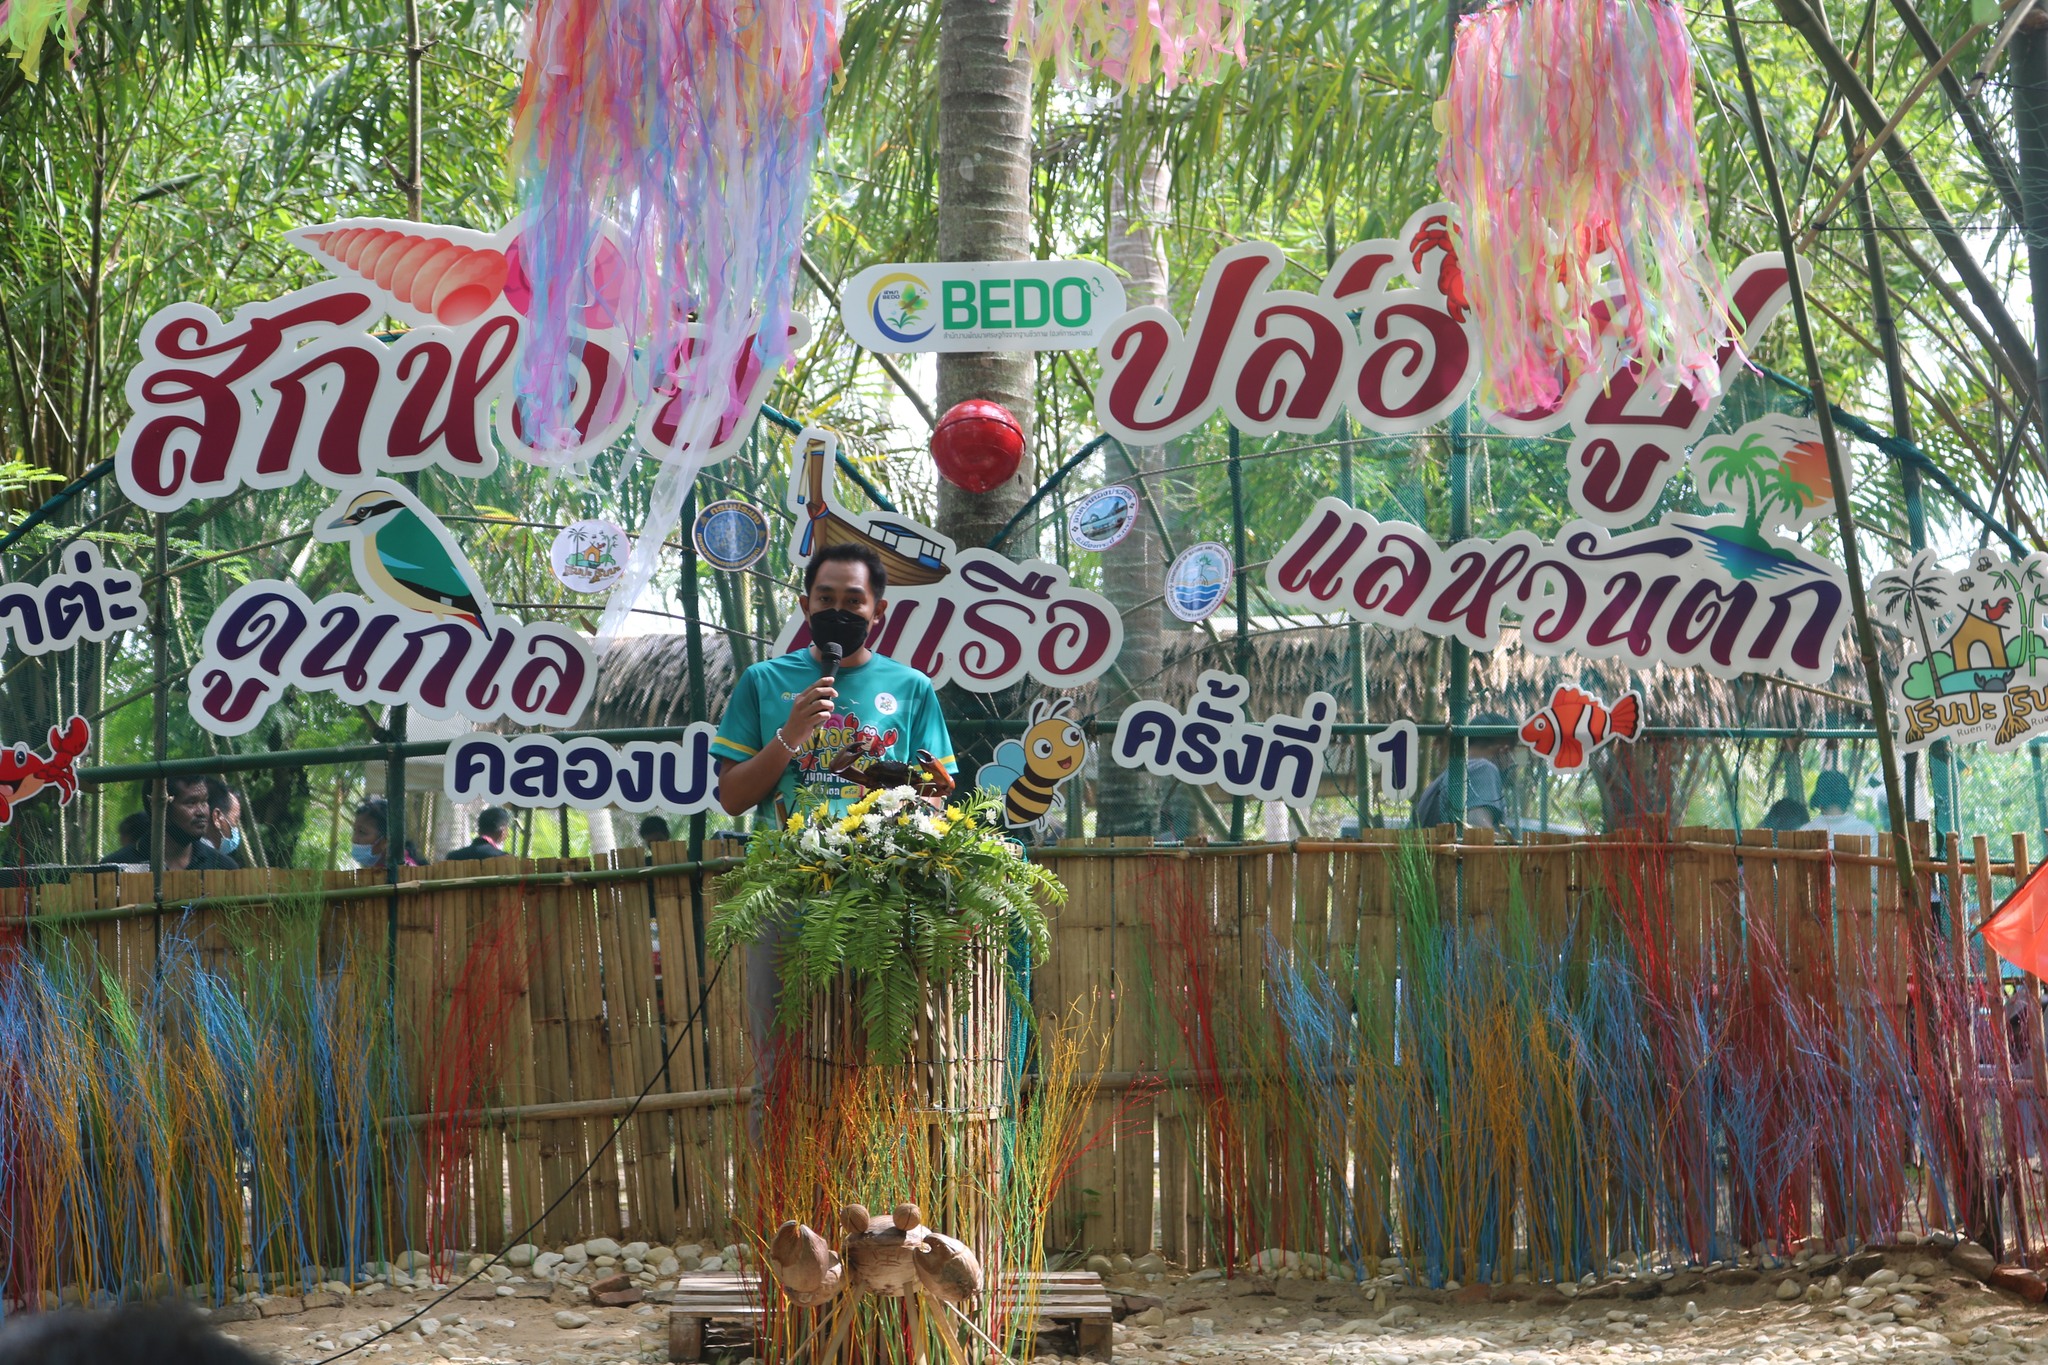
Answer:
(665, 1269, 1114, 1361)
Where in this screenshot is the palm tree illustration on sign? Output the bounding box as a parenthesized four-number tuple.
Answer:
(1685, 414, 1834, 578)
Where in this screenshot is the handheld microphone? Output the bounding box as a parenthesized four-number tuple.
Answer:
(821, 641, 844, 682)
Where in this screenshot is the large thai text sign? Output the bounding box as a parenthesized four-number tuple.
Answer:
(1093, 205, 1801, 528)
(115, 217, 801, 512)
(1268, 498, 1851, 682)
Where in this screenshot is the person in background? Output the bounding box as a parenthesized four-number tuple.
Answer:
(113, 810, 149, 853)
(1759, 797, 1811, 832)
(0, 1303, 267, 1365)
(1803, 769, 1878, 839)
(445, 805, 513, 861)
(204, 777, 248, 866)
(1411, 712, 1518, 832)
(102, 776, 239, 871)
(639, 814, 672, 846)
(351, 796, 422, 870)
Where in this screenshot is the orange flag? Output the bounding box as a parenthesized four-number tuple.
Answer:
(1981, 861, 2048, 981)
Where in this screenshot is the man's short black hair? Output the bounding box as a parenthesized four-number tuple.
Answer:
(1469, 711, 1516, 752)
(478, 805, 511, 838)
(355, 795, 389, 836)
(639, 814, 672, 844)
(116, 811, 149, 846)
(803, 542, 887, 598)
(204, 777, 237, 811)
(165, 774, 209, 800)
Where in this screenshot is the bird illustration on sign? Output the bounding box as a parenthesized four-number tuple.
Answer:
(1519, 685, 1642, 771)
(318, 480, 494, 630)
(977, 697, 1088, 830)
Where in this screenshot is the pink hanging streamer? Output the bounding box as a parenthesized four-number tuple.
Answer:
(1008, 0, 1244, 90)
(509, 0, 839, 457)
(1437, 0, 1731, 416)
(0, 0, 87, 79)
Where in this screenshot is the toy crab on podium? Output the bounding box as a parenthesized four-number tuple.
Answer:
(764, 1201, 989, 1362)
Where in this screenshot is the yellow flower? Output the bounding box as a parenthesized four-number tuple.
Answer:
(786, 810, 807, 832)
(836, 813, 863, 835)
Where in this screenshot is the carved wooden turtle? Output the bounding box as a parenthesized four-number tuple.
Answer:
(766, 1219, 844, 1307)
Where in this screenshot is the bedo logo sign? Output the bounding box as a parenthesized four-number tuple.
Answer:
(843, 261, 1125, 353)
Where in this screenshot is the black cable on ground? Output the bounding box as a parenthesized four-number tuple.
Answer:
(312, 947, 732, 1364)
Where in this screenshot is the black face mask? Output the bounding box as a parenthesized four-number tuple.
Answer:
(809, 608, 872, 657)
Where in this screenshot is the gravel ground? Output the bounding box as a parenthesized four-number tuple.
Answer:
(209, 1239, 2048, 1365)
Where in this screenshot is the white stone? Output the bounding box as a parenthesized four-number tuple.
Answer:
(700, 1256, 723, 1273)
(494, 1286, 515, 1297)
(624, 1257, 644, 1274)
(583, 1238, 622, 1258)
(534, 1253, 565, 1277)
(1777, 1279, 1802, 1301)
(1863, 1268, 1899, 1288)
(623, 1241, 650, 1260)
(679, 1253, 703, 1271)
(1682, 1301, 1700, 1321)
(1135, 1308, 1165, 1327)
(1188, 1268, 1224, 1283)
(1379, 1304, 1417, 1324)
(397, 1250, 432, 1272)
(554, 1310, 590, 1329)
(506, 1244, 538, 1268)
(420, 1319, 441, 1337)
(1190, 1319, 1215, 1338)
(562, 1244, 589, 1264)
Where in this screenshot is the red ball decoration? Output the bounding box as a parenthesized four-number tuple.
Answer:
(930, 400, 1025, 494)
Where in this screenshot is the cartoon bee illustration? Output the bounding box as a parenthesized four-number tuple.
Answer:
(977, 697, 1087, 830)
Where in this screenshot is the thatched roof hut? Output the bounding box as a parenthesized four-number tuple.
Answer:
(589, 619, 1896, 735)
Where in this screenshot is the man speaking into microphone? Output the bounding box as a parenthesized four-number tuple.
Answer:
(711, 541, 957, 1129)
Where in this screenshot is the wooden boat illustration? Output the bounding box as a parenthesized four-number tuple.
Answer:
(793, 433, 951, 586)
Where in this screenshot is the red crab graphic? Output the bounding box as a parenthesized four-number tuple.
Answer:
(0, 716, 91, 827)
(1410, 213, 1469, 322)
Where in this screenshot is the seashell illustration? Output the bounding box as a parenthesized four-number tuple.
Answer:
(300, 226, 510, 326)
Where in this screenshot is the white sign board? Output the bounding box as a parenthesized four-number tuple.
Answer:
(842, 261, 1125, 354)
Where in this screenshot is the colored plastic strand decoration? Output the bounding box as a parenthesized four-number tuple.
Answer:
(511, 0, 839, 639)
(1007, 0, 1244, 90)
(0, 0, 85, 80)
(1437, 0, 1731, 415)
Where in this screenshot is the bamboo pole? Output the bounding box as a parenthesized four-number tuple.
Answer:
(1721, 0, 1920, 916)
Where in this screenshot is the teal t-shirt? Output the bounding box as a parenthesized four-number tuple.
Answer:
(711, 649, 957, 821)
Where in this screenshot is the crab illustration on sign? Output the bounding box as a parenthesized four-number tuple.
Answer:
(0, 716, 91, 826)
(977, 697, 1088, 830)
(1876, 547, 2048, 751)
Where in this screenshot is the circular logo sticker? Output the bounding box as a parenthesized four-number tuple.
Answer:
(1069, 484, 1140, 553)
(867, 271, 935, 345)
(1166, 542, 1233, 623)
(874, 692, 898, 716)
(549, 519, 632, 594)
(693, 499, 770, 572)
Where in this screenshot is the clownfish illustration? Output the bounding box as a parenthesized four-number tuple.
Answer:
(1519, 686, 1642, 771)
(978, 697, 1087, 830)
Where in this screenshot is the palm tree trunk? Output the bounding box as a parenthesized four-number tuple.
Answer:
(936, 0, 1037, 779)
(936, 0, 1036, 551)
(1094, 154, 1169, 837)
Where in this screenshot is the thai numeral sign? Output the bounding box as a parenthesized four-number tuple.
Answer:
(1093, 204, 1802, 528)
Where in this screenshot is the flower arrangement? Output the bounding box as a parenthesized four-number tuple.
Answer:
(708, 785, 1062, 1064)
